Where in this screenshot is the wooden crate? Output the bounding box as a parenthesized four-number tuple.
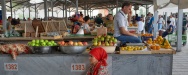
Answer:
(22, 32, 31, 37)
(31, 32, 40, 37)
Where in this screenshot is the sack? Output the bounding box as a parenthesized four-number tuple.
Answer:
(97, 26, 107, 36)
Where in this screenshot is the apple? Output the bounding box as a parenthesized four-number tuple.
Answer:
(40, 39, 44, 43)
(106, 38, 110, 41)
(113, 39, 118, 43)
(44, 40, 48, 43)
(68, 41, 74, 46)
(61, 41, 65, 46)
(64, 43, 68, 46)
(97, 35, 101, 38)
(32, 40, 36, 43)
(36, 40, 39, 44)
(106, 35, 111, 39)
(105, 43, 109, 46)
(53, 43, 57, 46)
(47, 42, 52, 46)
(101, 43, 105, 46)
(109, 40, 113, 43)
(82, 42, 88, 46)
(98, 41, 101, 46)
(93, 42, 98, 46)
(74, 42, 78, 46)
(50, 41, 55, 44)
(93, 38, 98, 43)
(101, 37, 105, 41)
(41, 42, 46, 46)
(78, 42, 83, 46)
(31, 43, 35, 46)
(109, 42, 113, 46)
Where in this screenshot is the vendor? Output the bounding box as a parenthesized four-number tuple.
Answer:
(5, 16, 13, 37)
(162, 20, 174, 37)
(104, 14, 114, 33)
(87, 47, 109, 75)
(113, 2, 141, 43)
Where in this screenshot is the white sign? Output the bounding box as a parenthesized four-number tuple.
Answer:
(71, 63, 86, 72)
(4, 63, 18, 71)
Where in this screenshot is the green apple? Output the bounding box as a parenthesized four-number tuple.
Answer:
(106, 38, 110, 41)
(44, 40, 48, 43)
(53, 43, 57, 46)
(41, 42, 46, 46)
(50, 41, 55, 44)
(31, 43, 35, 46)
(32, 40, 36, 43)
(35, 44, 39, 46)
(101, 37, 105, 42)
(106, 35, 111, 39)
(47, 42, 52, 46)
(93, 42, 98, 46)
(28, 42, 32, 46)
(109, 40, 113, 43)
(105, 42, 109, 46)
(40, 39, 44, 43)
(113, 39, 118, 43)
(36, 40, 39, 44)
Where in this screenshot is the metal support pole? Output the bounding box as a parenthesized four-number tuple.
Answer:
(69, 8, 71, 17)
(10, 0, 13, 17)
(51, 0, 54, 18)
(29, 7, 31, 19)
(165, 12, 167, 29)
(62, 5, 65, 18)
(14, 10, 16, 18)
(1, 0, 7, 30)
(76, 0, 78, 14)
(86, 4, 89, 16)
(116, 0, 118, 14)
(84, 3, 86, 16)
(23, 7, 25, 19)
(35, 4, 37, 18)
(65, 0, 68, 24)
(90, 9, 92, 17)
(153, 11, 158, 38)
(176, 0, 183, 52)
(146, 5, 149, 14)
(44, 0, 48, 20)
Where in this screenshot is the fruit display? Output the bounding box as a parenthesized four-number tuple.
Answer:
(0, 44, 30, 60)
(129, 23, 138, 27)
(92, 35, 118, 46)
(150, 44, 161, 50)
(147, 36, 171, 49)
(142, 33, 153, 37)
(58, 41, 88, 46)
(28, 39, 57, 46)
(120, 46, 147, 51)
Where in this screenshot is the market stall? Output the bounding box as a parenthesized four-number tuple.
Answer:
(0, 34, 175, 75)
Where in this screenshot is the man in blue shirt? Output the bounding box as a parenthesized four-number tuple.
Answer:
(148, 14, 154, 33)
(162, 20, 174, 37)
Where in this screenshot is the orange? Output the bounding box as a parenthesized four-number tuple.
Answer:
(156, 46, 160, 50)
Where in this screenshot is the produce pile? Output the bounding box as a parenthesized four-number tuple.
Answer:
(28, 39, 57, 46)
(92, 35, 118, 46)
(58, 41, 88, 46)
(120, 46, 147, 51)
(147, 36, 171, 50)
(0, 44, 30, 60)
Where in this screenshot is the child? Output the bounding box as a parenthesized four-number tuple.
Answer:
(87, 47, 109, 75)
(82, 16, 91, 34)
(162, 20, 174, 37)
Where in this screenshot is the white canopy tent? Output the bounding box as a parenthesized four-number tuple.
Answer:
(153, 0, 188, 52)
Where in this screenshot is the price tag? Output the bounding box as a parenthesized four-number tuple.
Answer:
(71, 63, 86, 72)
(4, 63, 18, 71)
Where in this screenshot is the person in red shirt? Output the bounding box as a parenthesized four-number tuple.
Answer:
(87, 47, 109, 75)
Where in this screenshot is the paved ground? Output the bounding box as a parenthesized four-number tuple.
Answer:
(172, 44, 188, 75)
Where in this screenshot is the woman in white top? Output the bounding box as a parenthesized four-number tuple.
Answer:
(157, 15, 164, 30)
(82, 16, 91, 34)
(137, 18, 144, 34)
